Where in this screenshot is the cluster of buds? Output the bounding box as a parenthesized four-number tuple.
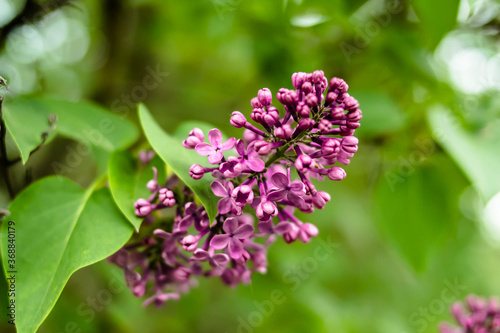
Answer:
(440, 295, 500, 333)
(109, 71, 362, 306)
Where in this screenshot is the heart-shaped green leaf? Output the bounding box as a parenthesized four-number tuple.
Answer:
(0, 177, 134, 333)
(3, 97, 139, 164)
(138, 104, 219, 222)
(108, 151, 166, 231)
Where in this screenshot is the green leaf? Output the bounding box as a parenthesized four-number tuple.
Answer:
(349, 91, 407, 138)
(373, 155, 467, 271)
(427, 106, 500, 202)
(108, 151, 166, 231)
(3, 97, 139, 164)
(412, 0, 460, 48)
(0, 177, 134, 333)
(138, 104, 219, 222)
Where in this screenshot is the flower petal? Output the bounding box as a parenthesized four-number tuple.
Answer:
(208, 151, 223, 164)
(217, 197, 232, 215)
(223, 217, 239, 234)
(274, 221, 293, 235)
(195, 142, 214, 156)
(192, 248, 210, 261)
(288, 192, 306, 207)
(212, 253, 230, 266)
(289, 180, 306, 194)
(210, 180, 228, 197)
(271, 172, 289, 188)
(246, 157, 265, 172)
(234, 224, 254, 239)
(208, 128, 222, 147)
(220, 137, 236, 151)
(235, 139, 246, 156)
(210, 234, 230, 250)
(267, 189, 287, 202)
(228, 238, 244, 259)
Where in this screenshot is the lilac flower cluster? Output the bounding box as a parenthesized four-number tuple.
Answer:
(440, 295, 500, 333)
(109, 71, 362, 306)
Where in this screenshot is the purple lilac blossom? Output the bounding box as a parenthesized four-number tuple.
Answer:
(109, 70, 362, 305)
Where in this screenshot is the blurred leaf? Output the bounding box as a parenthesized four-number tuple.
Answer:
(350, 91, 407, 137)
(108, 151, 166, 231)
(412, 0, 460, 48)
(138, 104, 219, 222)
(427, 106, 500, 201)
(0, 177, 133, 333)
(3, 98, 139, 164)
(373, 155, 467, 271)
(291, 13, 330, 27)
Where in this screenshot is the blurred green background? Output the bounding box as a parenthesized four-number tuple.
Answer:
(1, 0, 500, 332)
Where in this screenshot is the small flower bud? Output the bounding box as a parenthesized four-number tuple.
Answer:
(254, 140, 272, 155)
(295, 154, 315, 173)
(232, 185, 255, 206)
(134, 198, 152, 217)
(159, 188, 176, 207)
(298, 117, 315, 131)
(312, 70, 325, 84)
(292, 72, 307, 89)
(297, 102, 310, 117)
(181, 235, 198, 252)
(312, 191, 330, 209)
(328, 167, 346, 181)
(301, 82, 313, 94)
(321, 139, 340, 159)
(189, 164, 205, 179)
(250, 97, 263, 108)
(182, 128, 204, 149)
(230, 111, 247, 128)
(257, 88, 273, 106)
(274, 124, 292, 140)
(318, 119, 332, 133)
(343, 95, 359, 111)
(304, 93, 318, 107)
(243, 129, 261, 143)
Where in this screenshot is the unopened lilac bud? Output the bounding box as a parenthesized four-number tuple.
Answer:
(304, 93, 318, 107)
(134, 198, 152, 217)
(301, 82, 313, 94)
(173, 267, 191, 282)
(318, 119, 332, 133)
(328, 167, 346, 181)
(250, 108, 264, 123)
(181, 235, 198, 252)
(159, 188, 176, 206)
(325, 91, 338, 105)
(230, 111, 247, 128)
(254, 140, 272, 155)
(329, 77, 348, 93)
(243, 129, 260, 143)
(147, 179, 159, 192)
(189, 164, 205, 179)
(321, 139, 340, 159)
(263, 106, 280, 125)
(297, 102, 310, 117)
(298, 223, 319, 243)
(298, 117, 315, 131)
(283, 223, 299, 243)
(344, 95, 359, 111)
(292, 72, 307, 89)
(274, 124, 292, 139)
(258, 88, 272, 106)
(341, 136, 359, 152)
(251, 97, 263, 108)
(182, 128, 204, 149)
(312, 191, 330, 209)
(312, 70, 325, 84)
(295, 154, 314, 173)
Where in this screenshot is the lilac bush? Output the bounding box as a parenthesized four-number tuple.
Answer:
(439, 295, 500, 333)
(109, 70, 362, 306)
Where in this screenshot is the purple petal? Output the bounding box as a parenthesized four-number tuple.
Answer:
(217, 197, 232, 215)
(289, 180, 306, 194)
(208, 151, 223, 164)
(153, 229, 171, 239)
(192, 249, 210, 261)
(210, 234, 230, 250)
(266, 189, 287, 202)
(208, 129, 222, 147)
(274, 221, 293, 235)
(257, 221, 274, 234)
(210, 180, 228, 197)
(228, 238, 244, 259)
(212, 253, 230, 265)
(246, 157, 265, 172)
(234, 224, 254, 239)
(223, 217, 239, 234)
(302, 223, 319, 237)
(220, 137, 236, 151)
(271, 172, 289, 188)
(195, 142, 214, 156)
(235, 139, 246, 156)
(288, 192, 306, 207)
